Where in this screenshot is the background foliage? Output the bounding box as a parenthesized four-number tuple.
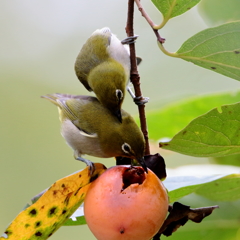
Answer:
(1, 0, 240, 239)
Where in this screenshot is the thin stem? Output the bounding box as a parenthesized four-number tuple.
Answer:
(134, 0, 166, 45)
(126, 0, 150, 156)
(134, 0, 156, 28)
(157, 41, 178, 57)
(134, 0, 168, 30)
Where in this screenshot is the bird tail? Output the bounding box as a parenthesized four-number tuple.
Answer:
(41, 94, 61, 107)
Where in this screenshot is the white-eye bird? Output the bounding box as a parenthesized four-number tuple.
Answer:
(74, 27, 135, 123)
(42, 93, 147, 173)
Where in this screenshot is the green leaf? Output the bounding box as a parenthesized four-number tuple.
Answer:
(165, 175, 225, 202)
(176, 21, 240, 81)
(212, 154, 240, 166)
(144, 91, 240, 141)
(64, 216, 86, 226)
(63, 207, 87, 226)
(198, 0, 240, 27)
(151, 0, 201, 19)
(164, 172, 240, 202)
(160, 102, 240, 157)
(195, 174, 240, 201)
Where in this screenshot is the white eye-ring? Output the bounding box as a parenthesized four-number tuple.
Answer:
(122, 143, 131, 154)
(116, 89, 123, 101)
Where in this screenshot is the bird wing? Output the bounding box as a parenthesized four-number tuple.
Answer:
(57, 95, 98, 139)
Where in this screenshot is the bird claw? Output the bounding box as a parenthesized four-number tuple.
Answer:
(87, 162, 95, 176)
(134, 96, 150, 105)
(127, 86, 149, 105)
(121, 35, 139, 45)
(74, 152, 95, 175)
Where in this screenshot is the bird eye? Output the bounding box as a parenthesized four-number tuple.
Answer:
(116, 89, 123, 102)
(122, 143, 131, 154)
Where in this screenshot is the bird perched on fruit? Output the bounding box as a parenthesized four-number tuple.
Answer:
(42, 93, 147, 174)
(74, 27, 137, 123)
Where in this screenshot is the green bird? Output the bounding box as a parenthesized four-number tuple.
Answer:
(42, 94, 147, 173)
(74, 27, 138, 123)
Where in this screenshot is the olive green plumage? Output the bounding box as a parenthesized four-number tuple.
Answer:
(42, 94, 146, 170)
(74, 27, 130, 122)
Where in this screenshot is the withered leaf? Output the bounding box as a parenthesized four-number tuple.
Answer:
(144, 153, 166, 180)
(153, 202, 219, 239)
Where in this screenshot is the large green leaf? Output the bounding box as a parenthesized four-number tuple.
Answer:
(160, 102, 240, 157)
(164, 171, 240, 202)
(212, 154, 240, 166)
(198, 0, 240, 27)
(151, 0, 201, 20)
(176, 21, 240, 81)
(144, 91, 240, 141)
(195, 174, 240, 201)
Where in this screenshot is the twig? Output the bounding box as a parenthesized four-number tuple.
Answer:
(134, 0, 156, 28)
(134, 0, 165, 44)
(125, 0, 150, 156)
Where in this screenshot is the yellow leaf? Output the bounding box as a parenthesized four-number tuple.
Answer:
(1, 163, 106, 240)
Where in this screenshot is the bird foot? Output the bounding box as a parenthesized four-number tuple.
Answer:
(74, 153, 95, 175)
(121, 35, 139, 45)
(127, 86, 149, 105)
(134, 96, 150, 105)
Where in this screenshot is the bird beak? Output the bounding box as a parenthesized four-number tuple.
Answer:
(137, 157, 148, 173)
(114, 109, 122, 123)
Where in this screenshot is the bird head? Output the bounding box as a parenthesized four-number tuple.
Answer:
(88, 60, 127, 123)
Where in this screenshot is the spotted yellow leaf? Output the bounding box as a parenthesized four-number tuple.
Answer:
(1, 163, 106, 240)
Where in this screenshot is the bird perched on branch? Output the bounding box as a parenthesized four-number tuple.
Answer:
(42, 93, 147, 174)
(74, 27, 139, 123)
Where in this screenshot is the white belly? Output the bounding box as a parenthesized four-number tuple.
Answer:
(61, 119, 110, 158)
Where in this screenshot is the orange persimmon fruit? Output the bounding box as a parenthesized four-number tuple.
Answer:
(84, 165, 169, 240)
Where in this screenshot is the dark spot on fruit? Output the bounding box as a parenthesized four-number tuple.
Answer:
(35, 221, 41, 227)
(65, 213, 71, 220)
(35, 231, 42, 237)
(29, 208, 37, 216)
(41, 205, 45, 210)
(79, 174, 82, 178)
(48, 232, 53, 238)
(4, 230, 12, 236)
(119, 228, 125, 234)
(48, 206, 58, 217)
(62, 209, 67, 215)
(211, 66, 216, 69)
(64, 193, 72, 205)
(234, 50, 240, 54)
(74, 186, 82, 196)
(53, 190, 58, 196)
(61, 184, 65, 188)
(25, 223, 30, 228)
(182, 130, 187, 135)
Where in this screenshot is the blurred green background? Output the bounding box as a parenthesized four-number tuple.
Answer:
(1, 1, 240, 239)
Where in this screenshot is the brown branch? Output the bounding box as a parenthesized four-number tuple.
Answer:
(125, 0, 150, 156)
